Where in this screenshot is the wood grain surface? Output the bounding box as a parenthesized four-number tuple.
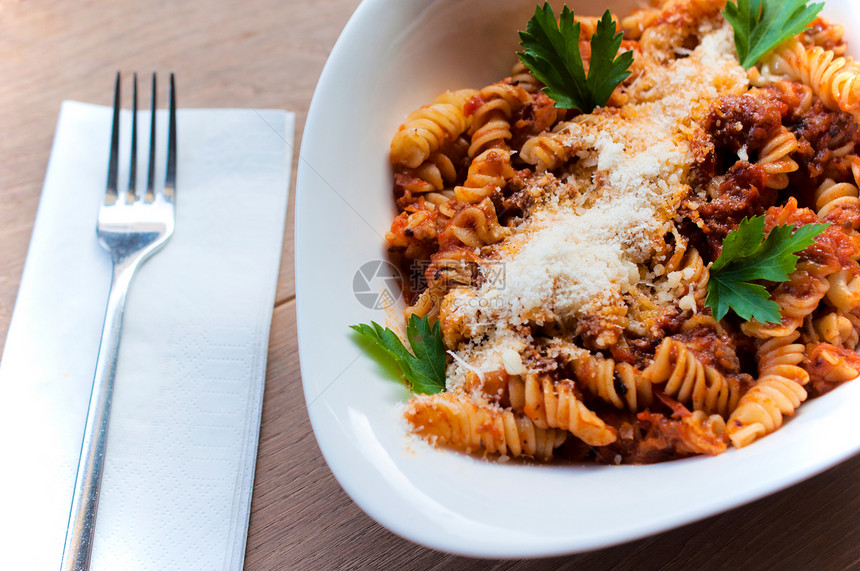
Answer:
(0, 1, 857, 569)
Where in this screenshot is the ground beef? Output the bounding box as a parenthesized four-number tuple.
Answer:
(672, 324, 742, 373)
(787, 101, 860, 199)
(682, 161, 775, 255)
(758, 81, 810, 121)
(511, 91, 559, 150)
(684, 94, 786, 254)
(589, 406, 728, 465)
(703, 94, 783, 154)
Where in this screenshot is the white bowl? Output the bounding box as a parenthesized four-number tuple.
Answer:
(295, 0, 860, 557)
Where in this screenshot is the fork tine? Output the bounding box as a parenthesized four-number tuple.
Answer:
(164, 72, 177, 200)
(145, 73, 157, 202)
(127, 73, 138, 203)
(106, 72, 120, 205)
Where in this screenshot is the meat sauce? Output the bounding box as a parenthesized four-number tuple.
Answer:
(788, 101, 860, 199)
(805, 343, 860, 397)
(690, 162, 774, 254)
(585, 400, 728, 464)
(703, 94, 783, 153)
(684, 94, 787, 254)
(764, 199, 860, 272)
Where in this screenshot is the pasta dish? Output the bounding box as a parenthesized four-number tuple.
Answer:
(377, 0, 860, 463)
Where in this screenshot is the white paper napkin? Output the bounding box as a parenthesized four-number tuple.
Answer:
(0, 101, 293, 569)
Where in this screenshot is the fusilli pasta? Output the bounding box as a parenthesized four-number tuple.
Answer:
(406, 392, 568, 460)
(644, 337, 742, 417)
(727, 333, 809, 448)
(391, 91, 474, 168)
(379, 0, 860, 464)
(760, 39, 860, 118)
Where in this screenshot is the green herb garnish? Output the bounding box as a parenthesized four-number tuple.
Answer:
(705, 215, 829, 323)
(723, 0, 824, 69)
(517, 4, 633, 113)
(350, 314, 446, 394)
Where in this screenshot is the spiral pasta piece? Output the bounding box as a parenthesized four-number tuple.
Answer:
(453, 149, 515, 204)
(573, 15, 602, 40)
(385, 209, 439, 259)
(415, 151, 460, 191)
(438, 198, 509, 249)
(578, 298, 630, 350)
(814, 178, 860, 220)
(813, 311, 859, 349)
(425, 247, 480, 291)
(756, 332, 810, 383)
(680, 410, 728, 455)
(396, 152, 462, 199)
(439, 288, 479, 348)
(741, 271, 830, 338)
(621, 8, 659, 40)
(671, 247, 708, 312)
(828, 62, 860, 118)
(405, 393, 568, 460)
(467, 82, 531, 158)
(825, 267, 860, 314)
(404, 288, 439, 322)
(519, 128, 574, 172)
(432, 89, 480, 110)
(727, 333, 809, 448)
(513, 374, 617, 446)
(411, 247, 483, 326)
(805, 342, 860, 396)
(762, 39, 860, 117)
(800, 18, 847, 57)
(391, 92, 474, 168)
(644, 338, 742, 416)
(756, 127, 799, 190)
(571, 352, 616, 408)
(656, 223, 688, 274)
(572, 352, 653, 411)
(510, 60, 541, 93)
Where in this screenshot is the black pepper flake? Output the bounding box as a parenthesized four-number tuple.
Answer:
(613, 372, 628, 396)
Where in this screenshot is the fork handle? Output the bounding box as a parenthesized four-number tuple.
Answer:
(61, 258, 138, 571)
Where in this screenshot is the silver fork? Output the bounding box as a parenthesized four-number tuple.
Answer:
(61, 72, 177, 571)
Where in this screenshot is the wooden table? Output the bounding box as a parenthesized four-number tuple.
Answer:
(1, 0, 857, 568)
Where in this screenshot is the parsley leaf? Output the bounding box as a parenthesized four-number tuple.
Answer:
(705, 215, 829, 323)
(723, 0, 823, 69)
(518, 4, 633, 113)
(350, 314, 446, 394)
(707, 277, 780, 324)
